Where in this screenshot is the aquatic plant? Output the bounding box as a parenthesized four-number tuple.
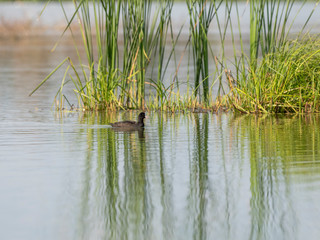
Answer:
(29, 0, 178, 111)
(29, 0, 320, 113)
(228, 0, 320, 113)
(249, 0, 309, 68)
(121, 0, 177, 109)
(230, 36, 320, 113)
(186, 0, 222, 104)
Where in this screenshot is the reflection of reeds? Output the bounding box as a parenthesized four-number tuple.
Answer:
(231, 113, 320, 239)
(76, 112, 214, 238)
(68, 112, 320, 238)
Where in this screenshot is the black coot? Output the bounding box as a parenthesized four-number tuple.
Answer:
(110, 112, 146, 129)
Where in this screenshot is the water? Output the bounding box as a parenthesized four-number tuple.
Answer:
(1, 2, 320, 240)
(2, 111, 320, 240)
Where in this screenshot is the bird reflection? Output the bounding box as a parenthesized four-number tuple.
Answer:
(110, 127, 145, 139)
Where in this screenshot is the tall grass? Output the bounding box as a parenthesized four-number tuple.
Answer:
(230, 36, 320, 113)
(121, 0, 175, 109)
(249, 0, 296, 67)
(186, 0, 222, 104)
(30, 0, 320, 113)
(229, 0, 320, 113)
(52, 0, 122, 110)
(121, 0, 151, 109)
(31, 0, 179, 111)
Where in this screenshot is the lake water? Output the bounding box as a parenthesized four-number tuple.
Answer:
(1, 2, 320, 240)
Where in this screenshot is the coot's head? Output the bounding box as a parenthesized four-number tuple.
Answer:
(138, 112, 146, 122)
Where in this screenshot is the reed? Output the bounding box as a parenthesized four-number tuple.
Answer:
(230, 36, 320, 113)
(229, 0, 320, 113)
(30, 0, 320, 113)
(121, 0, 176, 109)
(250, 0, 295, 68)
(186, 0, 222, 104)
(121, 0, 151, 108)
(30, 0, 181, 110)
(41, 0, 123, 110)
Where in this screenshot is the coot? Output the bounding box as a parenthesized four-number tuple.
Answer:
(110, 112, 146, 129)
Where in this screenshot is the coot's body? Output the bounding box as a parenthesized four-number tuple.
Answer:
(110, 112, 146, 129)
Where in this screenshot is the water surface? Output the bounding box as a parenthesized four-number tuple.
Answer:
(1, 2, 320, 240)
(1, 111, 320, 240)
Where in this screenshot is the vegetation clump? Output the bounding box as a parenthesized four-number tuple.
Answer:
(230, 37, 320, 114)
(29, 0, 320, 114)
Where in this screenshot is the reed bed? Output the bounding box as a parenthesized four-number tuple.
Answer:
(230, 36, 320, 113)
(229, 0, 320, 113)
(30, 0, 320, 114)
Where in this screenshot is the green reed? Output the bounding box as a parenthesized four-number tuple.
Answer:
(34, 0, 123, 110)
(31, 0, 178, 110)
(232, 37, 320, 113)
(186, 0, 222, 104)
(121, 0, 175, 109)
(121, 0, 150, 108)
(229, 0, 320, 113)
(30, 0, 320, 113)
(249, 0, 297, 68)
